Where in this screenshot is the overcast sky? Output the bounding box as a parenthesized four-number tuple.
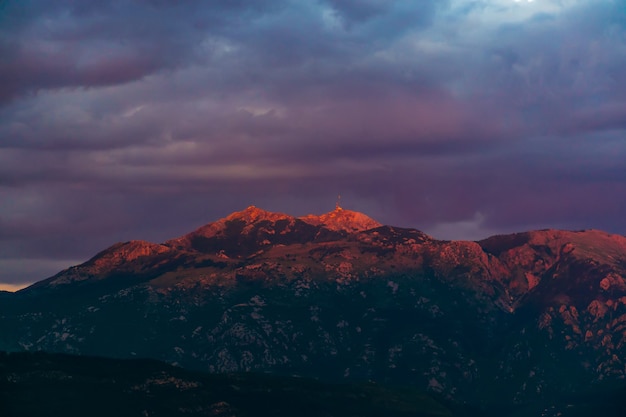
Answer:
(1, 0, 625, 289)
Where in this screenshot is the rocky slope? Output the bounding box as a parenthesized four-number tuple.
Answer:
(1, 206, 626, 411)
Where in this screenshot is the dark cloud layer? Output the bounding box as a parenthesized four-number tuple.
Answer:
(1, 0, 626, 288)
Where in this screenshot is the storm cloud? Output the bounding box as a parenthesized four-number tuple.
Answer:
(1, 0, 626, 288)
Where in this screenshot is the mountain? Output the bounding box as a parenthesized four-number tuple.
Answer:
(1, 206, 626, 413)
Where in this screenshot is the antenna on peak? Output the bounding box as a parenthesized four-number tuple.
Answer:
(335, 194, 342, 211)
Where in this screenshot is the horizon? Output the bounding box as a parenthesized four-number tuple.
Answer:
(2, 0, 626, 288)
(2, 203, 624, 292)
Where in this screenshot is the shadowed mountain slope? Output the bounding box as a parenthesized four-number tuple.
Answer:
(0, 351, 455, 417)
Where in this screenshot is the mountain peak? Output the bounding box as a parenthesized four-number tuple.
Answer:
(85, 240, 171, 271)
(299, 207, 382, 233)
(197, 205, 381, 235)
(165, 206, 296, 249)
(225, 205, 292, 224)
(164, 206, 382, 256)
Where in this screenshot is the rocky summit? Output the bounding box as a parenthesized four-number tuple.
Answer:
(1, 207, 626, 414)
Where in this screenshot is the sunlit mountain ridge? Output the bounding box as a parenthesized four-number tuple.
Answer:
(2, 207, 626, 415)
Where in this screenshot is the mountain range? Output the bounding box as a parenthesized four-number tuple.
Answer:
(2, 205, 626, 415)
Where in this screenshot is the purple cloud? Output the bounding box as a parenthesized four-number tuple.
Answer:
(1, 0, 625, 287)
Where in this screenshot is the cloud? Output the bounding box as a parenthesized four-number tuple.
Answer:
(0, 0, 625, 285)
(0, 258, 83, 288)
(423, 212, 501, 241)
(0, 0, 284, 104)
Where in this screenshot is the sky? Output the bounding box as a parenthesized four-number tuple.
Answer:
(1, 0, 626, 290)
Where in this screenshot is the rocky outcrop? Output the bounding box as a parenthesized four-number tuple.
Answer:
(299, 206, 382, 232)
(87, 241, 172, 272)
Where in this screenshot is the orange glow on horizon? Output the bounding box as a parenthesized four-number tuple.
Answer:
(0, 283, 30, 292)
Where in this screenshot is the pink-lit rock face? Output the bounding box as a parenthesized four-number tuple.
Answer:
(222, 206, 295, 232)
(30, 207, 626, 312)
(167, 206, 295, 243)
(91, 241, 170, 267)
(164, 206, 382, 258)
(170, 205, 381, 245)
(299, 206, 382, 233)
